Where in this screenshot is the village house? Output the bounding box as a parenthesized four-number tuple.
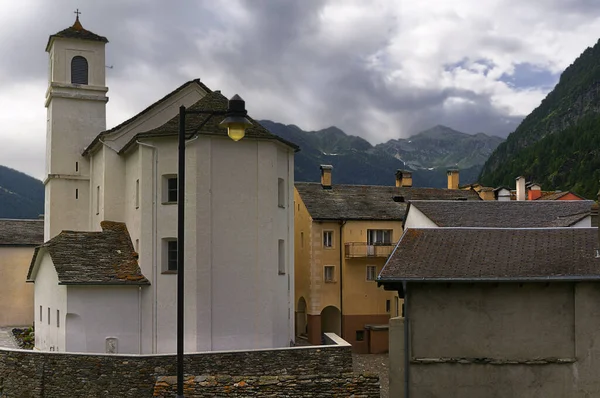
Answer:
(294, 166, 479, 353)
(378, 226, 600, 398)
(403, 199, 593, 229)
(0, 219, 43, 326)
(26, 16, 297, 354)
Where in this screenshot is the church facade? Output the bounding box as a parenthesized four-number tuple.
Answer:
(27, 17, 296, 354)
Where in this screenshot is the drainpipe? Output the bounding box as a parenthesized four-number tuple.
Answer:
(138, 286, 142, 354)
(403, 280, 410, 398)
(137, 140, 158, 353)
(339, 220, 346, 338)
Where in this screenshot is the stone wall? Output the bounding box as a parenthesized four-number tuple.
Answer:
(0, 333, 379, 397)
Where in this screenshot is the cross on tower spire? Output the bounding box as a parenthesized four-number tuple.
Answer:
(74, 9, 81, 19)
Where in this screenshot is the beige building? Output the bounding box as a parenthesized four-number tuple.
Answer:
(379, 227, 600, 398)
(0, 219, 43, 326)
(294, 167, 479, 353)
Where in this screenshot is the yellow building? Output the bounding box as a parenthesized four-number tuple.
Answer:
(294, 166, 479, 353)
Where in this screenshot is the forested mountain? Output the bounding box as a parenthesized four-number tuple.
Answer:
(0, 165, 44, 219)
(261, 120, 502, 188)
(480, 39, 600, 199)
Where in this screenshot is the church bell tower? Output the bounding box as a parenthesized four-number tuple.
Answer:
(44, 12, 109, 240)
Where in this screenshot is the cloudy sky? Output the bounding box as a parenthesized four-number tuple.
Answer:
(1, 0, 600, 179)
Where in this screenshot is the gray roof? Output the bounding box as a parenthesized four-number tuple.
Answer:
(378, 228, 600, 282)
(46, 18, 108, 51)
(28, 221, 149, 286)
(408, 200, 593, 227)
(0, 219, 44, 246)
(119, 90, 299, 154)
(295, 183, 480, 221)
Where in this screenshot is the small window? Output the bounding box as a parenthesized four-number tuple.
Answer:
(47, 307, 51, 325)
(323, 231, 333, 248)
(135, 179, 140, 209)
(366, 265, 377, 281)
(386, 299, 391, 313)
(165, 240, 178, 272)
(278, 178, 285, 208)
(75, 161, 79, 172)
(39, 306, 42, 322)
(163, 175, 178, 203)
(96, 186, 100, 215)
(300, 232, 304, 249)
(135, 239, 140, 253)
(75, 189, 79, 199)
(324, 266, 335, 283)
(71, 56, 88, 85)
(356, 330, 365, 341)
(57, 309, 60, 327)
(278, 239, 286, 275)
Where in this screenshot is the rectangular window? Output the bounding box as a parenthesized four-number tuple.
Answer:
(367, 229, 392, 245)
(323, 231, 333, 248)
(167, 240, 178, 271)
(75, 161, 79, 172)
(386, 299, 391, 313)
(75, 188, 78, 199)
(278, 178, 286, 208)
(57, 309, 60, 327)
(324, 265, 335, 283)
(135, 239, 140, 253)
(135, 179, 140, 209)
(278, 239, 285, 275)
(300, 232, 304, 249)
(167, 177, 178, 203)
(47, 307, 51, 325)
(96, 186, 100, 215)
(366, 265, 377, 281)
(356, 330, 365, 341)
(39, 306, 42, 322)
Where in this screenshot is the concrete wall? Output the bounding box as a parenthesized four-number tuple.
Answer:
(0, 334, 375, 397)
(389, 282, 600, 398)
(0, 246, 34, 326)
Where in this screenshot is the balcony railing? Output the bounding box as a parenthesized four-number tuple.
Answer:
(345, 242, 396, 258)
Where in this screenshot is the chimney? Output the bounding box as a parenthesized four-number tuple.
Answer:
(395, 169, 412, 188)
(447, 169, 459, 190)
(528, 183, 542, 200)
(320, 165, 333, 189)
(516, 176, 526, 201)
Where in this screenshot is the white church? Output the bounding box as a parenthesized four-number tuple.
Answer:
(26, 17, 296, 354)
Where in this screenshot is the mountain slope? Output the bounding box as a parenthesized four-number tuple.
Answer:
(0, 166, 44, 219)
(480, 38, 600, 198)
(261, 120, 501, 188)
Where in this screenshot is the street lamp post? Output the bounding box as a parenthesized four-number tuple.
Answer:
(176, 94, 252, 398)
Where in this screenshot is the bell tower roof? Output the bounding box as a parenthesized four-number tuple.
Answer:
(46, 12, 108, 52)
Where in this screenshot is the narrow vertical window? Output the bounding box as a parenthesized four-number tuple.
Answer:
(71, 56, 88, 85)
(323, 231, 333, 248)
(278, 178, 285, 208)
(75, 161, 79, 172)
(135, 179, 140, 209)
(135, 239, 140, 253)
(278, 239, 285, 275)
(57, 310, 60, 327)
(75, 189, 79, 199)
(386, 299, 391, 313)
(300, 232, 304, 249)
(96, 186, 100, 215)
(165, 240, 178, 272)
(366, 265, 377, 281)
(47, 308, 51, 325)
(39, 306, 42, 322)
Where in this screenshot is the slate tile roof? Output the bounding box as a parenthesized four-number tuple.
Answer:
(378, 228, 600, 282)
(118, 90, 299, 154)
(0, 219, 44, 246)
(408, 200, 593, 227)
(46, 18, 108, 51)
(27, 221, 149, 286)
(295, 183, 479, 221)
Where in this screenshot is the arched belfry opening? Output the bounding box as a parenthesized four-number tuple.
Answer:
(71, 56, 88, 85)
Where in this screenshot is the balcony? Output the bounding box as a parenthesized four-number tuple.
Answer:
(345, 242, 396, 258)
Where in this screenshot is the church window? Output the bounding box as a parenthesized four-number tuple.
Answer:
(163, 239, 178, 272)
(278, 239, 285, 275)
(71, 56, 88, 85)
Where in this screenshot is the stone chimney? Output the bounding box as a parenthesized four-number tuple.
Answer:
(516, 176, 526, 201)
(528, 183, 542, 200)
(320, 165, 333, 189)
(395, 169, 412, 188)
(447, 169, 459, 190)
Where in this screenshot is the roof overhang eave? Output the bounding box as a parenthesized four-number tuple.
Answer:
(377, 275, 600, 284)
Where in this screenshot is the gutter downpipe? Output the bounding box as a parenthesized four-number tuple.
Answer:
(137, 140, 158, 354)
(339, 220, 346, 338)
(403, 280, 410, 398)
(138, 286, 142, 354)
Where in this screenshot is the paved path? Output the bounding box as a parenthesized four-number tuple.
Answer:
(0, 327, 20, 349)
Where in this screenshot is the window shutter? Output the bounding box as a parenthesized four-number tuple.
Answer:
(71, 56, 89, 85)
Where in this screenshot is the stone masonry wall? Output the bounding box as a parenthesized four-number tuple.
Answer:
(0, 334, 379, 397)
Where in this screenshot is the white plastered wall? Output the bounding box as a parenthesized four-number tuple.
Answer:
(403, 205, 439, 229)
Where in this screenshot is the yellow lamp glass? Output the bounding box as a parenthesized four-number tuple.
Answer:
(227, 123, 247, 141)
